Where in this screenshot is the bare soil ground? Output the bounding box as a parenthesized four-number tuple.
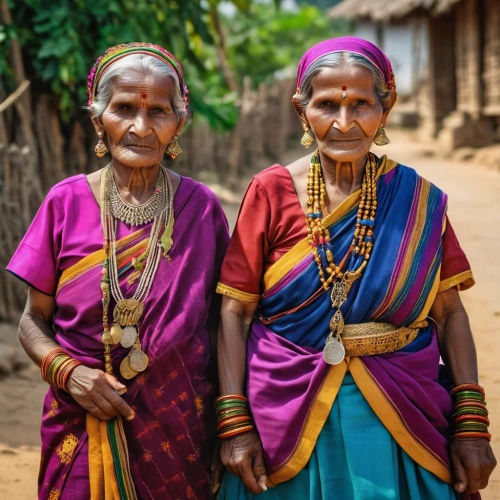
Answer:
(0, 129, 498, 499)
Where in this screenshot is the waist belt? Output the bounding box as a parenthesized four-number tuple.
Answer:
(342, 320, 428, 357)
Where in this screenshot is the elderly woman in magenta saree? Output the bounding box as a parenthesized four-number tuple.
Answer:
(17, 177, 227, 499)
(7, 43, 228, 499)
(215, 37, 495, 500)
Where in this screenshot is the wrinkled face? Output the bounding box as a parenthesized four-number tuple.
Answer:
(94, 70, 184, 168)
(301, 65, 388, 164)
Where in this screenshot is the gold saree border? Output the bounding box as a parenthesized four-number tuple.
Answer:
(216, 282, 261, 303)
(56, 229, 148, 294)
(263, 156, 399, 292)
(438, 270, 475, 293)
(349, 357, 452, 484)
(267, 361, 347, 487)
(87, 413, 121, 500)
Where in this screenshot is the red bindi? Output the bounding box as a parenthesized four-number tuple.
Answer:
(141, 93, 148, 99)
(342, 86, 347, 91)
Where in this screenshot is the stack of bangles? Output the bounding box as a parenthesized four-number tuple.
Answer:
(215, 395, 254, 439)
(451, 383, 491, 441)
(41, 347, 82, 391)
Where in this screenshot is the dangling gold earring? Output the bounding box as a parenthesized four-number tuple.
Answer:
(165, 137, 182, 159)
(94, 132, 108, 157)
(373, 125, 390, 146)
(301, 127, 315, 148)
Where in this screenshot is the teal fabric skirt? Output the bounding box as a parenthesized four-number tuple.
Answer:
(219, 373, 457, 500)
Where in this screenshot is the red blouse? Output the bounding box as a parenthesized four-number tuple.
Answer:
(218, 165, 474, 302)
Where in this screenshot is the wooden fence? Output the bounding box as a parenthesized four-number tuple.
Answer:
(0, 76, 301, 320)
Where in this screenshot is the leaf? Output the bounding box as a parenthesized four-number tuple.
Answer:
(160, 215, 175, 257)
(230, 0, 251, 11)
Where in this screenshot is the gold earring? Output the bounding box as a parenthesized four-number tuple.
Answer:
(94, 133, 108, 157)
(301, 128, 315, 148)
(165, 138, 182, 159)
(373, 125, 390, 146)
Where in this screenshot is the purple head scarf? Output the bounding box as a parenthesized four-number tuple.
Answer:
(296, 36, 397, 100)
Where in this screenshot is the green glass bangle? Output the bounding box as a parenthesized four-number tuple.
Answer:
(455, 425, 489, 432)
(454, 392, 485, 401)
(215, 402, 248, 412)
(453, 409, 488, 419)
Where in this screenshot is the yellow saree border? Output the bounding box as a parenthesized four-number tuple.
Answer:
(87, 413, 121, 500)
(56, 229, 148, 294)
(438, 270, 475, 293)
(263, 156, 399, 292)
(267, 361, 347, 487)
(349, 357, 452, 484)
(216, 283, 260, 303)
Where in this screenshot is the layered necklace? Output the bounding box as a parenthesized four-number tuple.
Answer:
(306, 151, 378, 365)
(99, 164, 174, 379)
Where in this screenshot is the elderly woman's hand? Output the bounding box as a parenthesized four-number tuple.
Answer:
(451, 437, 497, 493)
(67, 365, 135, 421)
(221, 430, 267, 494)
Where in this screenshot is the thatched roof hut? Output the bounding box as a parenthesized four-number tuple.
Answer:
(328, 0, 463, 21)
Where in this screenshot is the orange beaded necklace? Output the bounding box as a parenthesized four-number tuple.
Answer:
(306, 151, 378, 364)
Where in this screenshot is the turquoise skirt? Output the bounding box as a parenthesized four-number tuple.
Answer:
(219, 374, 457, 499)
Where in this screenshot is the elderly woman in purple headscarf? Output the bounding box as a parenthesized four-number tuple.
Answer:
(214, 37, 496, 499)
(8, 43, 228, 499)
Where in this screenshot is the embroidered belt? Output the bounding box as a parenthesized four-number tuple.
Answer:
(341, 320, 428, 357)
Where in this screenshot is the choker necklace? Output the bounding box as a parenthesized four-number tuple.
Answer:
(306, 151, 378, 365)
(109, 168, 164, 225)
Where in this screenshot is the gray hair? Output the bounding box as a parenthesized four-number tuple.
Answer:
(87, 54, 190, 122)
(294, 51, 392, 111)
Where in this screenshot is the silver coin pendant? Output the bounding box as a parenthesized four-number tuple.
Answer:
(323, 339, 346, 365)
(120, 326, 137, 348)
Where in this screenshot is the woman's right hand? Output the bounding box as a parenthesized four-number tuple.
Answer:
(220, 430, 267, 494)
(66, 365, 135, 421)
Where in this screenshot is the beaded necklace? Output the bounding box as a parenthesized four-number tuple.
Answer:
(99, 164, 174, 379)
(306, 151, 378, 365)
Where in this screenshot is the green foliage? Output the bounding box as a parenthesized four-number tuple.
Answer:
(225, 2, 349, 86)
(0, 0, 239, 128)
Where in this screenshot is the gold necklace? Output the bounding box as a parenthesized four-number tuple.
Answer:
(99, 164, 174, 379)
(109, 167, 164, 225)
(305, 151, 378, 365)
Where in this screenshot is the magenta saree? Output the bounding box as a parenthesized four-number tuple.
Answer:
(7, 174, 229, 499)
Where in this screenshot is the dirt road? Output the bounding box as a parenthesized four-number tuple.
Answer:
(0, 130, 498, 498)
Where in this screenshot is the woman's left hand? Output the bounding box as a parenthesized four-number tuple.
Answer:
(211, 439, 224, 498)
(451, 437, 497, 493)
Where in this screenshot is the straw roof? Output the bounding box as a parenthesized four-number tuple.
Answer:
(328, 0, 463, 21)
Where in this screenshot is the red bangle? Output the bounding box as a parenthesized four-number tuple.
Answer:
(215, 394, 248, 403)
(455, 415, 490, 425)
(218, 425, 255, 439)
(454, 401, 487, 411)
(450, 383, 485, 397)
(217, 416, 252, 431)
(454, 432, 491, 441)
(61, 359, 82, 391)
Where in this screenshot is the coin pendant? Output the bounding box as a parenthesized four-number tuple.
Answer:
(323, 339, 346, 365)
(120, 356, 139, 380)
(129, 349, 149, 372)
(120, 326, 137, 348)
(113, 299, 144, 326)
(109, 324, 122, 345)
